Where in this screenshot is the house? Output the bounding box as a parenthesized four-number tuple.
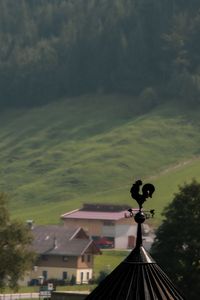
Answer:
(61, 204, 139, 249)
(24, 225, 100, 285)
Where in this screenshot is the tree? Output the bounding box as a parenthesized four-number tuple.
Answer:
(151, 180, 200, 300)
(0, 193, 35, 292)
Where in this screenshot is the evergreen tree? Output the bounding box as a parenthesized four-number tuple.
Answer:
(0, 0, 199, 107)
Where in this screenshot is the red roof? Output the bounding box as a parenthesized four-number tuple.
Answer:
(61, 209, 138, 221)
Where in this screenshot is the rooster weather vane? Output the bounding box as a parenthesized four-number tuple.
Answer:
(127, 180, 155, 219)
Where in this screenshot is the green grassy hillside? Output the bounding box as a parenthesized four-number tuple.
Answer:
(0, 95, 200, 224)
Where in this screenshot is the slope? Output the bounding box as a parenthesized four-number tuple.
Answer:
(0, 95, 200, 223)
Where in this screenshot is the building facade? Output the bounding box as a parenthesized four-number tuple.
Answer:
(23, 225, 100, 285)
(61, 204, 139, 249)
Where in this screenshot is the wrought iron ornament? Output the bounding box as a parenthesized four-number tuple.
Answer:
(130, 179, 155, 209)
(126, 180, 155, 220)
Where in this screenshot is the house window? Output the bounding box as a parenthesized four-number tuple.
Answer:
(42, 270, 48, 280)
(81, 255, 85, 262)
(87, 255, 91, 262)
(63, 256, 68, 262)
(62, 272, 68, 280)
(81, 272, 84, 283)
(41, 255, 48, 261)
(87, 272, 90, 280)
(103, 220, 114, 226)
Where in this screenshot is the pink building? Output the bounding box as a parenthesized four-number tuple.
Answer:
(61, 204, 138, 249)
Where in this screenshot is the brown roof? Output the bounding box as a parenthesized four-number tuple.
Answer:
(31, 225, 99, 256)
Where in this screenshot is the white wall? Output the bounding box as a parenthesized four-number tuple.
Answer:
(102, 225, 115, 236)
(115, 224, 137, 249)
(20, 267, 85, 286)
(76, 269, 93, 284)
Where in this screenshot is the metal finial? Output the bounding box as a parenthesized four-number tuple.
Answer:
(128, 180, 155, 248)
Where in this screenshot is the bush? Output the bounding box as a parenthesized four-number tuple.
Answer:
(70, 275, 76, 285)
(139, 87, 158, 110)
(95, 270, 109, 284)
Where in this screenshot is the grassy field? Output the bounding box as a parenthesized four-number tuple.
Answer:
(11, 156, 200, 226)
(0, 94, 200, 224)
(93, 250, 128, 277)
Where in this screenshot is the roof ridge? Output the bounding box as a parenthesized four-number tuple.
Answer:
(60, 208, 79, 219)
(69, 227, 82, 240)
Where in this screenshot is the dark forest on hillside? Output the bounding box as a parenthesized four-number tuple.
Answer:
(0, 0, 200, 107)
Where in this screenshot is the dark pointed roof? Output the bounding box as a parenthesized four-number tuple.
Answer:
(85, 181, 185, 300)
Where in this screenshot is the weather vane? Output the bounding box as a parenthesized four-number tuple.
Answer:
(126, 179, 155, 219)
